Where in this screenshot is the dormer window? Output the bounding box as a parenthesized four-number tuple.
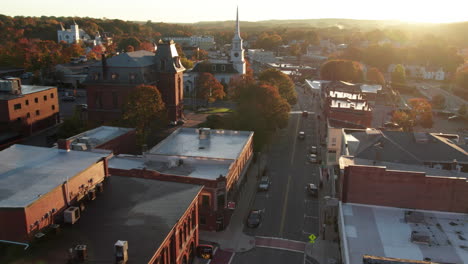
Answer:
(221, 65, 226, 72)
(111, 73, 119, 80)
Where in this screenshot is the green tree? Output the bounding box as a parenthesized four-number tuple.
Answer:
(180, 57, 193, 69)
(196, 73, 226, 103)
(391, 64, 406, 83)
(320, 59, 364, 83)
(117, 37, 141, 51)
(258, 68, 297, 105)
(121, 85, 167, 144)
(366, 67, 385, 85)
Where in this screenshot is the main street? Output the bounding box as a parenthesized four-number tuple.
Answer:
(235, 85, 322, 263)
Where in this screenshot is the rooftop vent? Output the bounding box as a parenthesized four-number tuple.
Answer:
(410, 230, 431, 245)
(198, 128, 211, 140)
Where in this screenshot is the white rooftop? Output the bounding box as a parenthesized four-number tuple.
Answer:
(340, 203, 468, 264)
(66, 126, 134, 149)
(360, 84, 383, 94)
(0, 145, 109, 208)
(148, 128, 253, 160)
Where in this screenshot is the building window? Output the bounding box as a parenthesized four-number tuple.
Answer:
(160, 59, 166, 70)
(34, 97, 38, 103)
(52, 105, 55, 111)
(14, 103, 21, 110)
(200, 216, 206, 225)
(50, 93, 54, 98)
(17, 117, 21, 121)
(36, 110, 40, 116)
(221, 65, 226, 71)
(25, 100, 29, 106)
(179, 230, 183, 249)
(43, 95, 47, 101)
(129, 73, 136, 82)
(112, 92, 118, 108)
(26, 113, 30, 118)
(192, 210, 196, 228)
(212, 65, 216, 71)
(201, 195, 210, 207)
(93, 73, 100, 80)
(111, 73, 119, 80)
(217, 193, 225, 210)
(96, 92, 103, 109)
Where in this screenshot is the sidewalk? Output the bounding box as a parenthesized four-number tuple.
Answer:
(199, 153, 266, 253)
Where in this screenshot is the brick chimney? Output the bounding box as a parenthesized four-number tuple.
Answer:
(57, 139, 72, 151)
(101, 53, 108, 80)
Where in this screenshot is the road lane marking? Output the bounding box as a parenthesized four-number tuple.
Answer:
(279, 114, 301, 236)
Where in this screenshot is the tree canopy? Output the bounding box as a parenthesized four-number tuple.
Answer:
(391, 64, 406, 83)
(366, 67, 385, 85)
(258, 68, 297, 105)
(196, 72, 226, 103)
(121, 85, 167, 144)
(320, 59, 364, 83)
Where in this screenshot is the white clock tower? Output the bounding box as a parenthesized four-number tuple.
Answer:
(230, 7, 246, 74)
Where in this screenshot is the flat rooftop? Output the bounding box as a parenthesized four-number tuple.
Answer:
(0, 85, 56, 100)
(339, 156, 468, 179)
(14, 176, 202, 264)
(0, 145, 109, 208)
(66, 126, 134, 149)
(109, 156, 232, 180)
(341, 203, 468, 264)
(149, 128, 253, 160)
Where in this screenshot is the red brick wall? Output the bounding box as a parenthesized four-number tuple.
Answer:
(342, 165, 468, 213)
(96, 129, 137, 154)
(0, 88, 59, 133)
(0, 209, 28, 242)
(328, 109, 372, 127)
(21, 161, 107, 241)
(156, 72, 183, 121)
(86, 84, 136, 124)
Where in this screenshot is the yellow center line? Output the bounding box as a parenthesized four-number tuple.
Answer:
(279, 114, 301, 236)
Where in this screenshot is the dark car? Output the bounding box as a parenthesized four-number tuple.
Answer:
(258, 176, 271, 191)
(246, 210, 262, 228)
(62, 96, 76, 102)
(302, 111, 308, 117)
(307, 183, 318, 197)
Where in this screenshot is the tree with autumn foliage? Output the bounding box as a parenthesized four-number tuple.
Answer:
(196, 72, 226, 103)
(408, 98, 433, 128)
(366, 67, 385, 85)
(391, 64, 406, 83)
(258, 68, 297, 105)
(391, 110, 413, 132)
(320, 59, 364, 83)
(121, 85, 167, 145)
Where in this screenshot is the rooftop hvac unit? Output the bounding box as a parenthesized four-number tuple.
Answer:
(71, 142, 87, 151)
(115, 240, 128, 263)
(78, 137, 90, 144)
(75, 245, 88, 261)
(64, 206, 80, 224)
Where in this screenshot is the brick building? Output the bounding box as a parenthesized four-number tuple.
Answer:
(85, 40, 184, 125)
(60, 125, 137, 154)
(323, 81, 372, 128)
(0, 144, 203, 264)
(109, 127, 254, 231)
(0, 144, 111, 243)
(0, 78, 59, 136)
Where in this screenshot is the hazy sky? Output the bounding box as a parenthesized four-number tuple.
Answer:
(2, 0, 467, 23)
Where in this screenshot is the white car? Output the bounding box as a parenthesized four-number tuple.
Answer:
(308, 154, 317, 163)
(298, 131, 305, 139)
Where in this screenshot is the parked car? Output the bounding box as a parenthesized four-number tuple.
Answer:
(61, 96, 76, 102)
(306, 183, 318, 197)
(76, 104, 87, 111)
(246, 210, 262, 228)
(298, 131, 305, 140)
(308, 154, 317, 163)
(258, 176, 271, 191)
(302, 111, 308, 117)
(448, 115, 464, 121)
(309, 145, 317, 154)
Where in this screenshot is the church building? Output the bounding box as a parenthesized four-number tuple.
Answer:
(184, 8, 246, 95)
(57, 21, 91, 44)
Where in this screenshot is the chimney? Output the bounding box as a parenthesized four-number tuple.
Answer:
(101, 53, 108, 80)
(57, 139, 72, 151)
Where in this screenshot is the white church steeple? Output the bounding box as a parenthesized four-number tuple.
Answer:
(230, 6, 246, 74)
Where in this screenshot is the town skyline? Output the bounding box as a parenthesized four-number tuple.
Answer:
(2, 0, 468, 24)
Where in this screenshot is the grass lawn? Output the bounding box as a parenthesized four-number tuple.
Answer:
(196, 107, 233, 114)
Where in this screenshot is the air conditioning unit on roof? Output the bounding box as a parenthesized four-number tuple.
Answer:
(64, 206, 80, 224)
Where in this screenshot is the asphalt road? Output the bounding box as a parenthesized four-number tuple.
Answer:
(237, 86, 322, 263)
(232, 248, 304, 264)
(58, 88, 87, 120)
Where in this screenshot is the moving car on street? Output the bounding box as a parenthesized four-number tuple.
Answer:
(308, 154, 317, 163)
(298, 131, 305, 140)
(258, 176, 271, 191)
(306, 183, 318, 197)
(309, 145, 317, 154)
(246, 210, 262, 228)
